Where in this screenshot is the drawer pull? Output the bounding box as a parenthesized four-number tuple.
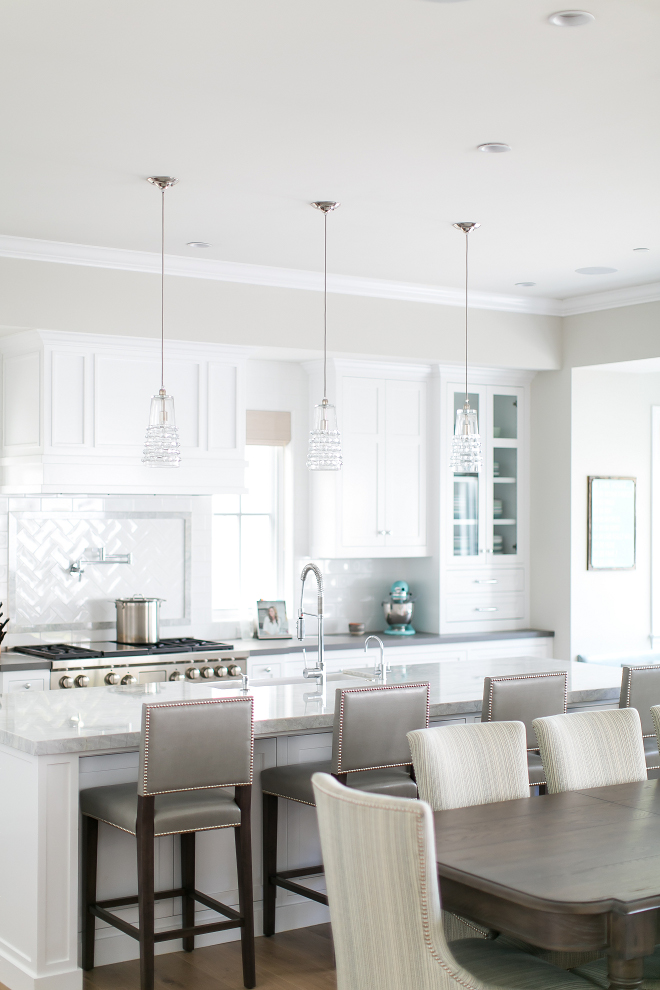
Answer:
(475, 607, 499, 612)
(474, 579, 498, 584)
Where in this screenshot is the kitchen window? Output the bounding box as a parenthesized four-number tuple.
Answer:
(212, 445, 283, 615)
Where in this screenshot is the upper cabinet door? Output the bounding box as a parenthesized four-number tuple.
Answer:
(340, 377, 385, 549)
(384, 380, 426, 548)
(448, 383, 487, 565)
(487, 386, 523, 561)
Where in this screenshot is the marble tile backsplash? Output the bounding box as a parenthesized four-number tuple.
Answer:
(2, 496, 214, 647)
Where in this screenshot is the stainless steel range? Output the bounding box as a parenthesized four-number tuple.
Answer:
(11, 639, 248, 689)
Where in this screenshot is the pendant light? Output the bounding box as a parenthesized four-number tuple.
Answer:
(306, 201, 343, 471)
(141, 176, 182, 469)
(449, 221, 483, 473)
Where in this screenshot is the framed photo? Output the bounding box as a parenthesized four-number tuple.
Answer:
(256, 600, 291, 639)
(588, 477, 636, 570)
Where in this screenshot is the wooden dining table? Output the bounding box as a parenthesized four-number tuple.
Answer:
(434, 779, 660, 990)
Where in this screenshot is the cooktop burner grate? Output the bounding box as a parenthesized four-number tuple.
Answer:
(13, 644, 104, 659)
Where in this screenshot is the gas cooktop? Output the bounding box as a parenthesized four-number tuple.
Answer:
(12, 638, 234, 660)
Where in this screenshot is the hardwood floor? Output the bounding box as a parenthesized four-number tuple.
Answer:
(82, 925, 336, 990)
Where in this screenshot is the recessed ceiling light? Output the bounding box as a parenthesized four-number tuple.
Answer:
(548, 10, 595, 27)
(575, 267, 617, 275)
(515, 282, 537, 287)
(477, 143, 511, 153)
(633, 247, 650, 252)
(186, 241, 211, 248)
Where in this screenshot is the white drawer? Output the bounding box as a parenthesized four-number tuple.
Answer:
(447, 568, 524, 595)
(5, 674, 47, 692)
(445, 593, 525, 623)
(249, 661, 281, 679)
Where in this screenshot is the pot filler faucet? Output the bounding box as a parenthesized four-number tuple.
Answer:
(298, 563, 325, 696)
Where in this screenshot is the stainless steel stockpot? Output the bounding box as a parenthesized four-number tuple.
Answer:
(115, 595, 164, 644)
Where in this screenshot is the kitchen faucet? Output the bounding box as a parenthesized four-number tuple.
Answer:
(364, 635, 387, 682)
(297, 563, 325, 697)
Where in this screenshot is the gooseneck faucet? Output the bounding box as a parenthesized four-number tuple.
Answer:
(364, 635, 387, 682)
(298, 563, 325, 695)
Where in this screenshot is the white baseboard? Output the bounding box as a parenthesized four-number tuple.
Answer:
(0, 954, 82, 990)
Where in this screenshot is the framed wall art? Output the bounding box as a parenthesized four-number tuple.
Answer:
(587, 476, 636, 570)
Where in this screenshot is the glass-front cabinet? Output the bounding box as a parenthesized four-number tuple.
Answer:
(443, 375, 527, 634)
(450, 384, 521, 561)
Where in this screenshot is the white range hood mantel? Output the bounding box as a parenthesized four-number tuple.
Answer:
(0, 330, 251, 495)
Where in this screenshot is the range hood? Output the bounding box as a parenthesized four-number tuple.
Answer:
(0, 330, 250, 495)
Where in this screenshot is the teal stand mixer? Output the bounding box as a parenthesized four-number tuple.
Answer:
(382, 580, 416, 636)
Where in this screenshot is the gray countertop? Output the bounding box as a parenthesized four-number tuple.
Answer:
(228, 629, 555, 657)
(0, 655, 51, 672)
(0, 656, 619, 757)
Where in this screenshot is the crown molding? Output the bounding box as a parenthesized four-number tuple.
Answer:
(559, 281, 660, 317)
(1, 234, 657, 319)
(0, 234, 560, 316)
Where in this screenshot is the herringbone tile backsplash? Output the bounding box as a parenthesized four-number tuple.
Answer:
(9, 510, 189, 632)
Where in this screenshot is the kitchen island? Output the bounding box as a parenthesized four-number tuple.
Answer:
(0, 657, 622, 990)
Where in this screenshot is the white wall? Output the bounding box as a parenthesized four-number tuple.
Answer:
(570, 369, 660, 660)
(529, 366, 572, 660)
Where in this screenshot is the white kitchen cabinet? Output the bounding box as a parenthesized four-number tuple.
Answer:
(0, 330, 250, 494)
(307, 359, 429, 558)
(439, 368, 535, 634)
(0, 670, 48, 693)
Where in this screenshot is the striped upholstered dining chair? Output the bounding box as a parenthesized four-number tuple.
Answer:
(311, 772, 596, 990)
(532, 707, 647, 794)
(407, 720, 530, 942)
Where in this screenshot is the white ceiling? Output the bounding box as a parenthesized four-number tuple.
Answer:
(1, 0, 658, 301)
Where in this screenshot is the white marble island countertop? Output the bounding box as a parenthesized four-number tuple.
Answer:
(0, 657, 623, 757)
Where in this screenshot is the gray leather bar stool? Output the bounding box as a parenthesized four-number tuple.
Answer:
(261, 681, 430, 936)
(80, 696, 255, 990)
(481, 671, 567, 792)
(620, 664, 660, 777)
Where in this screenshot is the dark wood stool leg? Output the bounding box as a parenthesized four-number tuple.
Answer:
(137, 795, 156, 990)
(81, 815, 98, 971)
(262, 792, 278, 938)
(180, 832, 195, 953)
(538, 784, 547, 795)
(236, 786, 256, 989)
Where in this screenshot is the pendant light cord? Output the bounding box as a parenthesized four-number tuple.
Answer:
(323, 209, 328, 401)
(160, 186, 165, 392)
(464, 228, 469, 406)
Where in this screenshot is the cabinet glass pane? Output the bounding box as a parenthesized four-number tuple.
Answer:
(453, 391, 480, 557)
(454, 476, 479, 556)
(493, 447, 517, 555)
(493, 394, 517, 439)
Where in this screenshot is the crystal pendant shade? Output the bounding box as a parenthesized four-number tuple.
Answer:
(449, 405, 482, 473)
(142, 390, 181, 468)
(307, 399, 343, 471)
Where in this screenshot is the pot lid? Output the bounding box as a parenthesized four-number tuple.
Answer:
(114, 594, 165, 604)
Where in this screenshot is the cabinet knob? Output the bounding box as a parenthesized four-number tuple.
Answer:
(24, 682, 32, 690)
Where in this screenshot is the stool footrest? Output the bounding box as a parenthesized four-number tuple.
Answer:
(91, 890, 243, 943)
(97, 888, 186, 909)
(277, 865, 324, 881)
(154, 918, 241, 943)
(273, 875, 329, 906)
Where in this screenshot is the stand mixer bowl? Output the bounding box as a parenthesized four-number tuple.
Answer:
(383, 600, 414, 630)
